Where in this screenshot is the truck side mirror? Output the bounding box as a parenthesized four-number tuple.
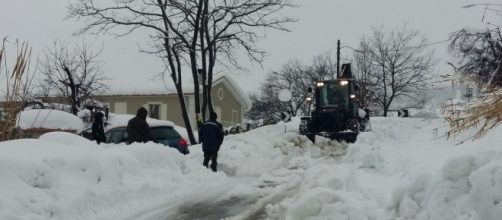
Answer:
(354, 84, 360, 91)
(307, 87, 313, 93)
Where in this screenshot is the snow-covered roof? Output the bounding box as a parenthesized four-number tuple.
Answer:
(104, 80, 193, 96)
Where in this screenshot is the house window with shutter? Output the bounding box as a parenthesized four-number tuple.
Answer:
(149, 104, 160, 119)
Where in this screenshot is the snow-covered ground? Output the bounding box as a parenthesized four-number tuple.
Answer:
(0, 116, 501, 220)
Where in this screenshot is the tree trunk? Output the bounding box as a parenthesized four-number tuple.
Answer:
(174, 84, 196, 144)
(63, 66, 79, 115)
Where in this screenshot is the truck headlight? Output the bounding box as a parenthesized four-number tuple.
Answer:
(316, 82, 324, 87)
(340, 80, 349, 86)
(350, 94, 356, 99)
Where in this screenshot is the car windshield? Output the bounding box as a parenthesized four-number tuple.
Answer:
(150, 126, 181, 140)
(319, 80, 349, 108)
(106, 127, 127, 144)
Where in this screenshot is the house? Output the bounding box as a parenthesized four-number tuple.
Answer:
(95, 74, 251, 129)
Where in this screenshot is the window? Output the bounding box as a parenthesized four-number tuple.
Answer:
(232, 110, 239, 124)
(114, 102, 127, 114)
(149, 104, 160, 119)
(218, 88, 224, 100)
(150, 126, 181, 140)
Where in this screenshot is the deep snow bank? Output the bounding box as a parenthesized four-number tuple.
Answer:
(260, 117, 502, 220)
(384, 119, 502, 220)
(0, 136, 229, 220)
(0, 117, 501, 220)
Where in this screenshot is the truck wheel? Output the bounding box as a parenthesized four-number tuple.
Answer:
(346, 136, 357, 143)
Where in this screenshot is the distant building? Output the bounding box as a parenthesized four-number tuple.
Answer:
(95, 74, 251, 129)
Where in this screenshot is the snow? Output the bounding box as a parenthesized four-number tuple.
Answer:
(105, 113, 175, 129)
(1, 114, 502, 219)
(104, 113, 192, 141)
(16, 109, 84, 131)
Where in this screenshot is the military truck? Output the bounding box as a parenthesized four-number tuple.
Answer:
(299, 64, 369, 143)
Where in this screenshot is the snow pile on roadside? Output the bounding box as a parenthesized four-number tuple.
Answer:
(0, 137, 229, 220)
(386, 120, 502, 220)
(259, 117, 502, 220)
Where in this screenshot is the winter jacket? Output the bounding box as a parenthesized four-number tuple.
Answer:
(127, 107, 151, 143)
(199, 119, 224, 153)
(92, 121, 106, 144)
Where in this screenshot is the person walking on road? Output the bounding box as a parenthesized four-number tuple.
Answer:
(92, 111, 106, 144)
(199, 112, 224, 172)
(127, 107, 151, 144)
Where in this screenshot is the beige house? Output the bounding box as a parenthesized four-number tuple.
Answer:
(95, 74, 251, 129)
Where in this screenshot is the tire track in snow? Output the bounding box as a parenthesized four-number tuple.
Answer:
(163, 174, 303, 220)
(162, 135, 348, 220)
(131, 134, 348, 220)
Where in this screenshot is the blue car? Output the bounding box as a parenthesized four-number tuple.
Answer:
(105, 125, 189, 155)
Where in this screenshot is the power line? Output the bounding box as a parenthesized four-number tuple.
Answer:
(341, 39, 451, 53)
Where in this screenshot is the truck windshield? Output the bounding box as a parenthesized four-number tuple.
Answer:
(319, 81, 349, 108)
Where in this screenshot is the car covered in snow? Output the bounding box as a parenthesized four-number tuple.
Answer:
(81, 114, 189, 155)
(105, 124, 189, 155)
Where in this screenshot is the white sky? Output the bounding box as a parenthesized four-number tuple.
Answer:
(0, 0, 491, 94)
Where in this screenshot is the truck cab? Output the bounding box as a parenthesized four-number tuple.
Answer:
(300, 64, 367, 143)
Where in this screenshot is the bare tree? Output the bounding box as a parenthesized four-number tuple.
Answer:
(197, 0, 296, 121)
(353, 40, 378, 109)
(294, 54, 336, 114)
(247, 77, 288, 125)
(463, 3, 502, 25)
(356, 25, 435, 116)
(247, 53, 337, 122)
(69, 0, 295, 144)
(449, 28, 502, 88)
(39, 40, 108, 115)
(439, 4, 502, 143)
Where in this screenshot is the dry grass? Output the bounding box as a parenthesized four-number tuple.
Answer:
(442, 89, 502, 143)
(0, 38, 35, 141)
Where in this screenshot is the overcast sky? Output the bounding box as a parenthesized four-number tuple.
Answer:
(0, 0, 492, 95)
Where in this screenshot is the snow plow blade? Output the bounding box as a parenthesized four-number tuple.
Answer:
(303, 131, 358, 143)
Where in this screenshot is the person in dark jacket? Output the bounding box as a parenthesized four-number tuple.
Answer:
(127, 107, 151, 143)
(92, 111, 106, 144)
(199, 112, 224, 172)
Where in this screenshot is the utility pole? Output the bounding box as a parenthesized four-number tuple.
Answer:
(337, 39, 341, 79)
